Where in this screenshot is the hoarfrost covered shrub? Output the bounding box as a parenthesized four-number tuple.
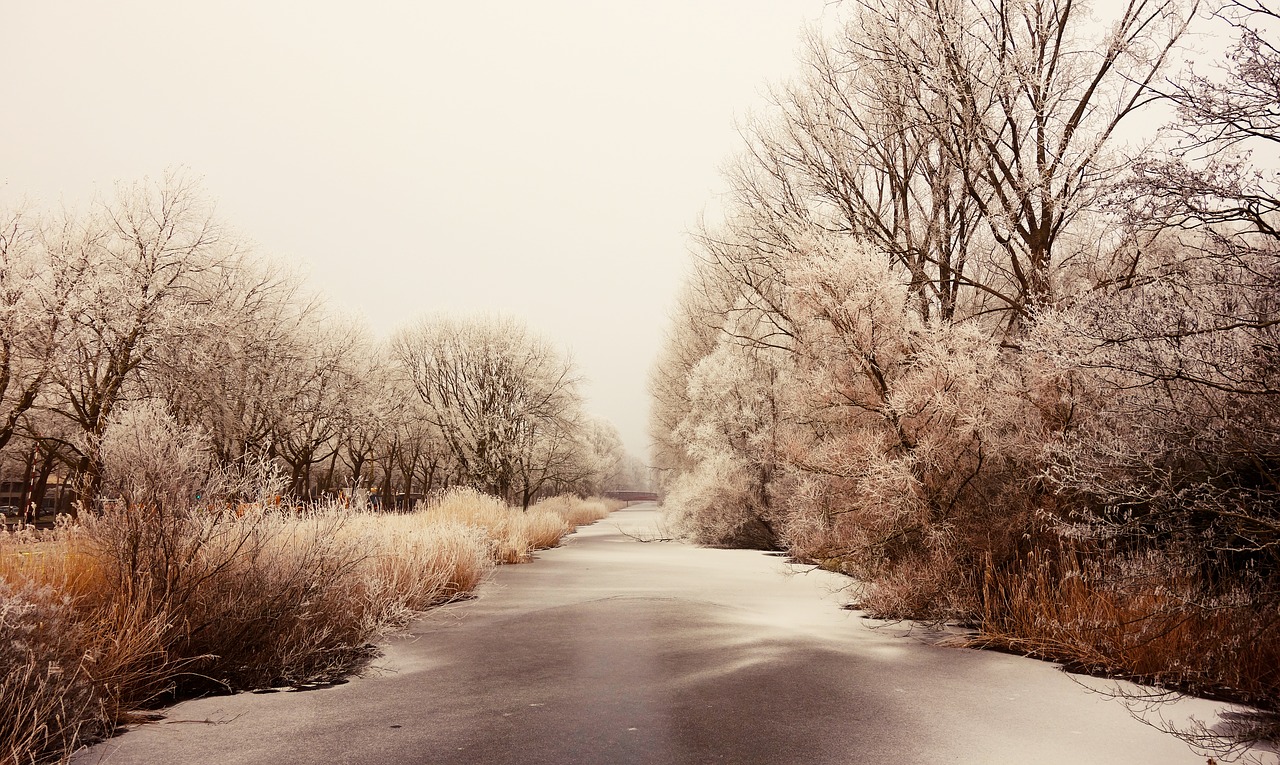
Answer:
(99, 401, 212, 510)
(663, 452, 772, 548)
(657, 237, 1059, 616)
(354, 516, 494, 629)
(771, 242, 1053, 617)
(0, 492, 508, 765)
(664, 336, 788, 549)
(1034, 240, 1280, 575)
(76, 504, 375, 696)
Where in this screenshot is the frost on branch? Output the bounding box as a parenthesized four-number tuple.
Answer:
(99, 401, 213, 512)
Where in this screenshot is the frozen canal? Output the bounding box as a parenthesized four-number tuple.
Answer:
(75, 505, 1231, 765)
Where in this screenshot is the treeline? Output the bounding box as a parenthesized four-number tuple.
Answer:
(651, 0, 1278, 742)
(0, 171, 640, 515)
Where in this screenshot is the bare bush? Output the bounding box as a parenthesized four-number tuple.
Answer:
(99, 401, 213, 511)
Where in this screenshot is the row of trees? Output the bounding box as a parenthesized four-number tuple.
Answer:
(653, 0, 1278, 729)
(0, 172, 634, 515)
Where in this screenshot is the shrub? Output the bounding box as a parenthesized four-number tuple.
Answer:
(662, 453, 777, 548)
(1, 464, 599, 765)
(0, 485, 536, 765)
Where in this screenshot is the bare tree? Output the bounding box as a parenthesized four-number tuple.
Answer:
(714, 0, 1197, 338)
(268, 317, 369, 499)
(148, 257, 317, 464)
(1133, 0, 1280, 237)
(393, 315, 583, 507)
(0, 208, 88, 453)
(41, 171, 234, 508)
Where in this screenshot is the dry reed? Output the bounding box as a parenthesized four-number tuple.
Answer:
(421, 488, 569, 563)
(974, 548, 1280, 712)
(0, 484, 591, 765)
(529, 495, 617, 528)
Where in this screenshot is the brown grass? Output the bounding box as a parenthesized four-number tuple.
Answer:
(0, 484, 591, 765)
(973, 548, 1280, 712)
(530, 495, 617, 528)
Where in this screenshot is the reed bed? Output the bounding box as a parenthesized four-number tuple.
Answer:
(0, 488, 605, 764)
(974, 548, 1279, 721)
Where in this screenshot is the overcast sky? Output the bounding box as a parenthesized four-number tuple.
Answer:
(0, 0, 834, 459)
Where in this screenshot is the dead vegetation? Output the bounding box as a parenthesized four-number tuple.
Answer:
(0, 489, 614, 764)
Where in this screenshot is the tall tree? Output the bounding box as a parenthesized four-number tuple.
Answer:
(0, 208, 88, 452)
(43, 172, 234, 507)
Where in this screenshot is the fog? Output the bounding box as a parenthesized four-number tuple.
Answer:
(0, 0, 833, 457)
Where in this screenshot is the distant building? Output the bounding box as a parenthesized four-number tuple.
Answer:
(0, 474, 72, 520)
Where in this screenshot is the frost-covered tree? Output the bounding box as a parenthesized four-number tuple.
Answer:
(40, 172, 237, 507)
(392, 315, 585, 507)
(719, 0, 1196, 335)
(574, 418, 627, 496)
(99, 400, 213, 511)
(0, 208, 88, 453)
(648, 276, 736, 488)
(268, 317, 370, 499)
(384, 395, 457, 505)
(658, 0, 1197, 608)
(1034, 0, 1280, 624)
(668, 333, 788, 548)
(148, 257, 316, 464)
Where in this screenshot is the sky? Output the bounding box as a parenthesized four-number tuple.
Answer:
(0, 0, 834, 460)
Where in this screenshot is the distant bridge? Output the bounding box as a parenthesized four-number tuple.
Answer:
(603, 490, 659, 503)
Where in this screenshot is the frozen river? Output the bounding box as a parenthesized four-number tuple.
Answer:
(74, 504, 1231, 765)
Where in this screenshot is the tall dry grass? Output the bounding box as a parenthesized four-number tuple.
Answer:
(1, 486, 599, 765)
(421, 488, 569, 563)
(529, 495, 618, 528)
(0, 578, 105, 765)
(974, 547, 1279, 732)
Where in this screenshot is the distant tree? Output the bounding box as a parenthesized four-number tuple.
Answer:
(268, 318, 369, 499)
(384, 395, 456, 505)
(148, 257, 316, 464)
(575, 418, 626, 495)
(648, 278, 731, 488)
(393, 316, 584, 507)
